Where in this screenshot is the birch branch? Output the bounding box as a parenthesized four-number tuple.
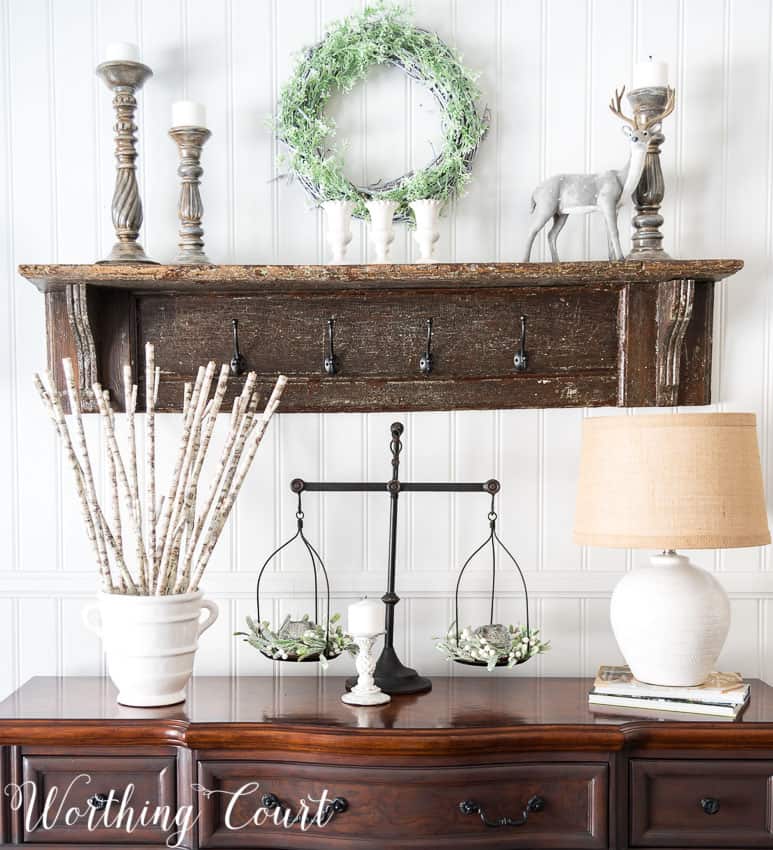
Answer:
(155, 366, 209, 593)
(183, 382, 192, 419)
(176, 376, 256, 590)
(188, 376, 287, 592)
(104, 422, 124, 591)
(60, 360, 113, 583)
(145, 343, 157, 590)
(123, 369, 146, 593)
(93, 382, 148, 592)
(154, 369, 203, 582)
(169, 364, 230, 592)
(33, 373, 113, 592)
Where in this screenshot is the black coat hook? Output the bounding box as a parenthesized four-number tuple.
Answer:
(324, 318, 339, 376)
(419, 318, 433, 376)
(230, 319, 246, 376)
(513, 315, 528, 372)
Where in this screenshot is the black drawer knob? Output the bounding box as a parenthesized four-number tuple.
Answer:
(460, 794, 545, 828)
(261, 792, 280, 810)
(261, 791, 348, 825)
(700, 797, 720, 815)
(86, 793, 110, 811)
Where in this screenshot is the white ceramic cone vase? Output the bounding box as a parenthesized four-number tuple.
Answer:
(322, 200, 355, 264)
(365, 199, 398, 263)
(610, 553, 730, 686)
(409, 199, 442, 262)
(82, 590, 219, 706)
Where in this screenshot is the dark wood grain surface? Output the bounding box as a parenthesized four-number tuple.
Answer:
(4, 676, 773, 726)
(1, 677, 772, 754)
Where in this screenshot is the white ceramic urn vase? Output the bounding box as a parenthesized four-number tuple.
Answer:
(365, 199, 398, 263)
(409, 199, 441, 262)
(82, 590, 219, 706)
(610, 553, 730, 686)
(322, 200, 355, 264)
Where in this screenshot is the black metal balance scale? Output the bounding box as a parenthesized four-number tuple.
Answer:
(290, 422, 502, 696)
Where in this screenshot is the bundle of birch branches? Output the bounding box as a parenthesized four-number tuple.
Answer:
(33, 343, 287, 595)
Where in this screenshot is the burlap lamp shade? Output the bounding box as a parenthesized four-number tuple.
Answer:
(573, 412, 770, 687)
(574, 413, 770, 550)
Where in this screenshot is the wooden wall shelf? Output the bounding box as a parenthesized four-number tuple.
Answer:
(20, 259, 742, 413)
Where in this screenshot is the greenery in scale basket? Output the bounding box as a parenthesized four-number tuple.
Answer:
(275, 2, 489, 221)
(237, 614, 356, 669)
(436, 622, 550, 672)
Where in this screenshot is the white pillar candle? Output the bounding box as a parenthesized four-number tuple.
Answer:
(172, 100, 207, 129)
(104, 42, 141, 63)
(347, 597, 384, 636)
(633, 56, 669, 89)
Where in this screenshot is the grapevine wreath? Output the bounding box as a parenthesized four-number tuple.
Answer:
(275, 4, 489, 221)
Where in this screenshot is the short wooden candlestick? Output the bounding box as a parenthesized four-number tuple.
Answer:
(169, 126, 212, 264)
(626, 86, 674, 260)
(341, 634, 391, 706)
(96, 60, 156, 264)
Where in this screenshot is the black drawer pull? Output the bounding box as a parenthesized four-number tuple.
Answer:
(460, 794, 545, 828)
(86, 793, 110, 811)
(700, 797, 720, 815)
(262, 792, 348, 826)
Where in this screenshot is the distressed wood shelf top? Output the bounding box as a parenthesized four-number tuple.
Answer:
(21, 258, 742, 293)
(20, 259, 743, 413)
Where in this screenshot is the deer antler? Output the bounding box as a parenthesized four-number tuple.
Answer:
(609, 86, 637, 129)
(638, 86, 676, 130)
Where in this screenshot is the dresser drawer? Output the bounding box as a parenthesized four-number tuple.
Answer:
(19, 754, 177, 844)
(197, 760, 608, 848)
(630, 759, 773, 847)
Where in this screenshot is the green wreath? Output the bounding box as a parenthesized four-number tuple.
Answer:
(275, 3, 489, 221)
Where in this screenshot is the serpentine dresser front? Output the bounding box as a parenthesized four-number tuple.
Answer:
(1, 676, 773, 849)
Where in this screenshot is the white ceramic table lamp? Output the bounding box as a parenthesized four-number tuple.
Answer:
(574, 413, 770, 687)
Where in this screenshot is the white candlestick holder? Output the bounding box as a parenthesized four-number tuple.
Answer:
(322, 200, 355, 264)
(409, 199, 442, 263)
(365, 200, 398, 264)
(341, 633, 391, 706)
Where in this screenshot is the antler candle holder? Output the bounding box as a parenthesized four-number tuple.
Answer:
(169, 125, 212, 264)
(626, 86, 676, 259)
(96, 56, 156, 264)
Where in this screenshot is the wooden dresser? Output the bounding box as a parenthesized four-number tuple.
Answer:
(2, 676, 773, 849)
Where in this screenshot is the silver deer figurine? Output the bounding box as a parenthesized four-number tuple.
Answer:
(522, 86, 675, 262)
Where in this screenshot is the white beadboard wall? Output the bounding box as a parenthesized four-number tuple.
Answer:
(1, 0, 772, 700)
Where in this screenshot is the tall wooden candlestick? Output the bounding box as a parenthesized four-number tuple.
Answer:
(626, 86, 676, 259)
(96, 59, 156, 264)
(169, 126, 211, 264)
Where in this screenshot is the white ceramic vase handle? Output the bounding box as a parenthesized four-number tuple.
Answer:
(81, 602, 103, 638)
(198, 599, 219, 636)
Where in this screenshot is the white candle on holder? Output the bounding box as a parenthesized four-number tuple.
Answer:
(104, 42, 141, 63)
(348, 597, 383, 636)
(172, 100, 207, 129)
(633, 56, 669, 89)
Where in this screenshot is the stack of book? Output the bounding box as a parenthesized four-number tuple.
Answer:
(588, 665, 750, 719)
